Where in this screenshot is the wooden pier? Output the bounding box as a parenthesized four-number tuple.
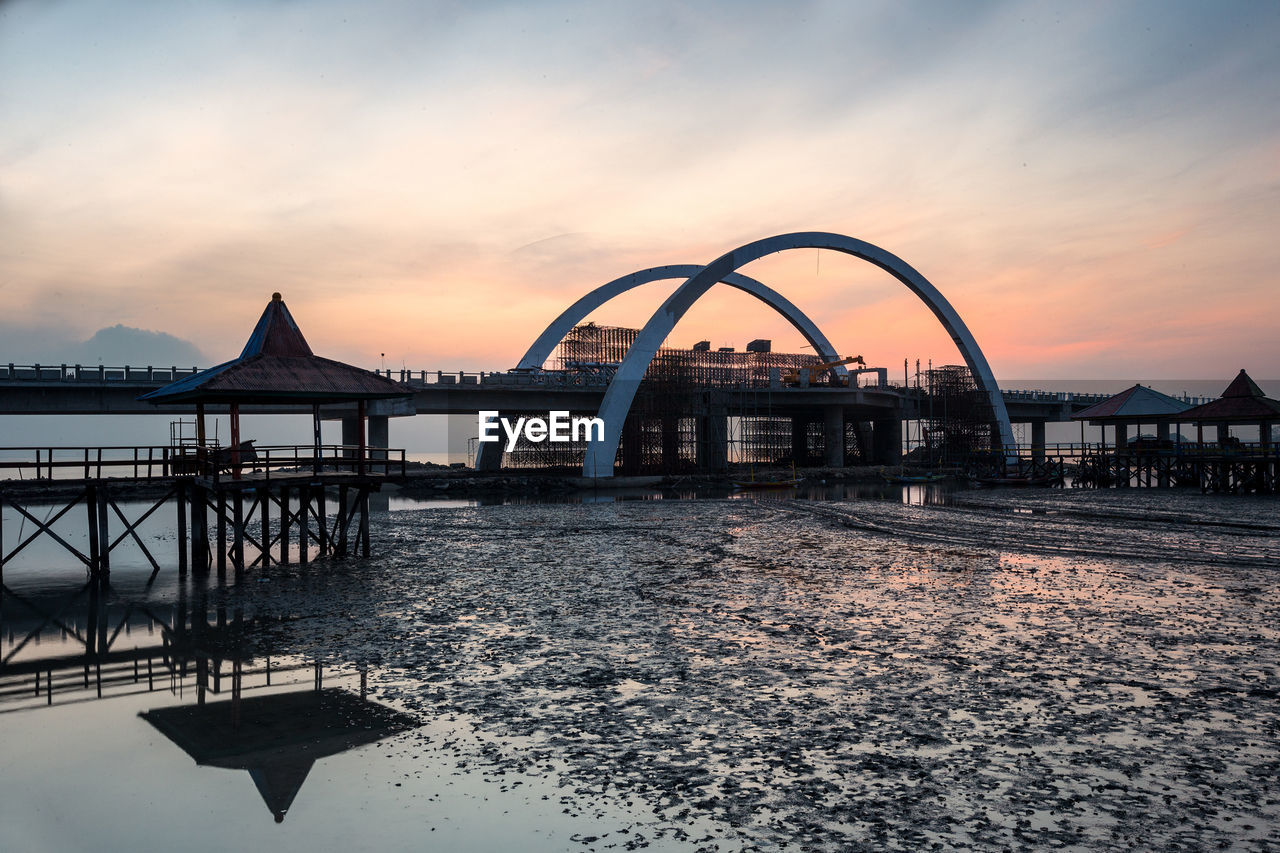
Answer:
(1074, 444, 1279, 492)
(0, 444, 406, 582)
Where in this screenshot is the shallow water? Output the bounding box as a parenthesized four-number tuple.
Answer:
(2, 489, 1278, 851)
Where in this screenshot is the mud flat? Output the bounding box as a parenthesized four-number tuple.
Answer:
(185, 490, 1279, 852)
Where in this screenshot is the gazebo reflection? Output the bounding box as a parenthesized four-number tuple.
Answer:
(142, 684, 416, 823)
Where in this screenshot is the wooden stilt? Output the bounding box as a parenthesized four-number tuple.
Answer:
(95, 486, 110, 576)
(260, 486, 271, 567)
(360, 487, 371, 558)
(337, 484, 349, 556)
(86, 484, 101, 574)
(193, 486, 209, 575)
(317, 486, 327, 554)
(232, 489, 244, 575)
(280, 487, 290, 566)
(216, 491, 227, 577)
(299, 485, 309, 567)
(177, 482, 188, 577)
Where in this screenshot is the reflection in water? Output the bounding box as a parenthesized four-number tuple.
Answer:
(142, 686, 416, 823)
(2, 566, 416, 826)
(384, 478, 959, 511)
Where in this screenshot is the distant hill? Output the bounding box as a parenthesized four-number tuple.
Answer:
(69, 325, 207, 367)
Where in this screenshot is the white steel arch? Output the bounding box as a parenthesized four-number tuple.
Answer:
(582, 232, 1016, 477)
(477, 264, 848, 470)
(515, 264, 845, 370)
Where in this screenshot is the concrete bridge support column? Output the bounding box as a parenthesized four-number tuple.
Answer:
(1031, 420, 1046, 465)
(823, 407, 845, 468)
(341, 417, 360, 456)
(696, 413, 728, 473)
(872, 418, 901, 465)
(369, 415, 389, 464)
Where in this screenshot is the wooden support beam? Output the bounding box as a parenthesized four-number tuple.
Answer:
(360, 487, 371, 558)
(177, 482, 188, 577)
(337, 484, 349, 556)
(260, 486, 271, 568)
(280, 486, 290, 566)
(232, 489, 245, 575)
(299, 485, 309, 567)
(316, 486, 327, 554)
(216, 491, 226, 578)
(106, 490, 169, 574)
(5, 493, 91, 568)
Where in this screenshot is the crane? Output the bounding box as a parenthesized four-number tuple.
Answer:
(782, 355, 865, 386)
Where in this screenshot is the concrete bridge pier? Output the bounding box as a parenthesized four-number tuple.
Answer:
(343, 413, 389, 460)
(341, 416, 359, 451)
(696, 413, 728, 472)
(1031, 420, 1047, 464)
(823, 407, 844, 467)
(791, 417, 813, 466)
(369, 415, 389, 461)
(872, 417, 901, 465)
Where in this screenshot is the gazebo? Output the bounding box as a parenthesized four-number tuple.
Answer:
(1071, 384, 1194, 450)
(140, 292, 409, 476)
(138, 294, 410, 570)
(1177, 369, 1279, 449)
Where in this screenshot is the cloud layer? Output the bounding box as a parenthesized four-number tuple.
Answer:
(2, 0, 1277, 378)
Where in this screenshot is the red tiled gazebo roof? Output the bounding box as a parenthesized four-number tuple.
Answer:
(1178, 369, 1280, 423)
(1072, 384, 1193, 422)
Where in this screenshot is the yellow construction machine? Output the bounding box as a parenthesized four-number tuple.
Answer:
(782, 355, 865, 386)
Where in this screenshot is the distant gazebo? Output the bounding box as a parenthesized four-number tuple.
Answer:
(1071, 384, 1194, 450)
(1178, 369, 1280, 448)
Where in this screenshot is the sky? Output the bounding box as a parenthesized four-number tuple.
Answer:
(2, 0, 1278, 380)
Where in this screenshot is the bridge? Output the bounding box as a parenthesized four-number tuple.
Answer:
(0, 359, 1140, 459)
(0, 232, 1214, 475)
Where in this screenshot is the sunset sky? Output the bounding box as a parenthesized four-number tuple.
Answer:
(3, 0, 1278, 380)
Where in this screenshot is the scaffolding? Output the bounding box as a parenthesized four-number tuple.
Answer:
(504, 323, 832, 472)
(920, 364, 995, 464)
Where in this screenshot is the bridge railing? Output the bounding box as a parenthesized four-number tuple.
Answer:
(994, 441, 1277, 460)
(1000, 388, 1214, 406)
(0, 364, 205, 383)
(0, 444, 406, 482)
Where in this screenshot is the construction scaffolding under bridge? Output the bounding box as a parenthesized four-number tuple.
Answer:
(503, 323, 905, 474)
